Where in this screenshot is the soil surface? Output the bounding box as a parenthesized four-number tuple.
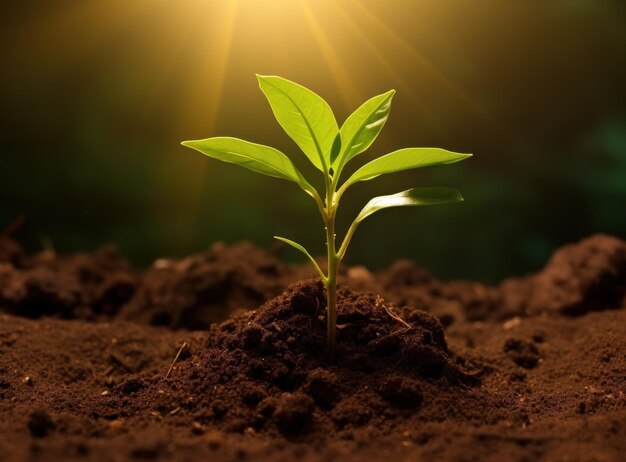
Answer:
(0, 233, 625, 461)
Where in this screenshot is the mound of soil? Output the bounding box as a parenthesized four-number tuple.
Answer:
(3, 233, 624, 329)
(117, 241, 303, 328)
(0, 233, 625, 461)
(0, 239, 310, 327)
(0, 240, 136, 320)
(525, 234, 626, 315)
(129, 280, 484, 438)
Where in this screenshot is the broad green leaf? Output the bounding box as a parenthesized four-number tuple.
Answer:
(181, 137, 313, 192)
(334, 89, 395, 169)
(274, 236, 325, 280)
(354, 187, 464, 226)
(257, 75, 338, 172)
(346, 148, 472, 186)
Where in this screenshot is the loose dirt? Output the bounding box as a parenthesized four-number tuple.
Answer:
(0, 234, 624, 461)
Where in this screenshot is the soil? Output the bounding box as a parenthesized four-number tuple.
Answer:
(0, 233, 625, 461)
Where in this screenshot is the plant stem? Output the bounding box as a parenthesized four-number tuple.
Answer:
(325, 211, 338, 362)
(322, 165, 339, 361)
(337, 219, 358, 261)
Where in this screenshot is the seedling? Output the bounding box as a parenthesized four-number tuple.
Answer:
(182, 75, 471, 360)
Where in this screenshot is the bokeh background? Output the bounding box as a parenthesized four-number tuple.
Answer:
(1, 0, 625, 282)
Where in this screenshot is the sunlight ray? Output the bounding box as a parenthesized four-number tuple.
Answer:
(176, 1, 239, 134)
(345, 0, 491, 121)
(128, 2, 212, 121)
(175, 1, 239, 243)
(330, 0, 449, 140)
(298, 0, 363, 110)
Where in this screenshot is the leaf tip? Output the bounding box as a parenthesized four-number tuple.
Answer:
(256, 74, 279, 84)
(256, 74, 270, 88)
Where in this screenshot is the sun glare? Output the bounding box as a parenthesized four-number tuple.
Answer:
(4, 0, 487, 131)
(2, 0, 493, 230)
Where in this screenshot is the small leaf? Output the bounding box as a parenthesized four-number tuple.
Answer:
(354, 187, 464, 226)
(181, 137, 313, 192)
(274, 236, 325, 280)
(257, 75, 339, 172)
(334, 89, 395, 170)
(346, 148, 472, 186)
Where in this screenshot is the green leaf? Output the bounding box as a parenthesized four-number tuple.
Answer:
(181, 137, 313, 192)
(274, 236, 325, 280)
(354, 187, 464, 226)
(334, 89, 395, 170)
(345, 148, 472, 186)
(329, 133, 342, 166)
(257, 75, 338, 172)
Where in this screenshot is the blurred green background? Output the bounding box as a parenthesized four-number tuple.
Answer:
(1, 0, 625, 282)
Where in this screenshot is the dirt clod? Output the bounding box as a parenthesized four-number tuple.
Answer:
(378, 375, 423, 408)
(305, 368, 340, 408)
(503, 338, 541, 369)
(273, 393, 315, 433)
(27, 410, 55, 438)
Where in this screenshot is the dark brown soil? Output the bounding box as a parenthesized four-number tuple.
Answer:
(0, 234, 625, 461)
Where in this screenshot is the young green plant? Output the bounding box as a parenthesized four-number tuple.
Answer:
(182, 75, 471, 360)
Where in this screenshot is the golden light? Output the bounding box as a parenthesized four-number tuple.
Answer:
(3, 0, 489, 132)
(2, 0, 494, 242)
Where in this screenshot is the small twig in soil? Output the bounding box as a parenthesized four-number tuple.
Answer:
(166, 342, 189, 378)
(376, 295, 411, 329)
(314, 296, 321, 317)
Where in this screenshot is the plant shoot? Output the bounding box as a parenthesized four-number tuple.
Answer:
(182, 75, 471, 360)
